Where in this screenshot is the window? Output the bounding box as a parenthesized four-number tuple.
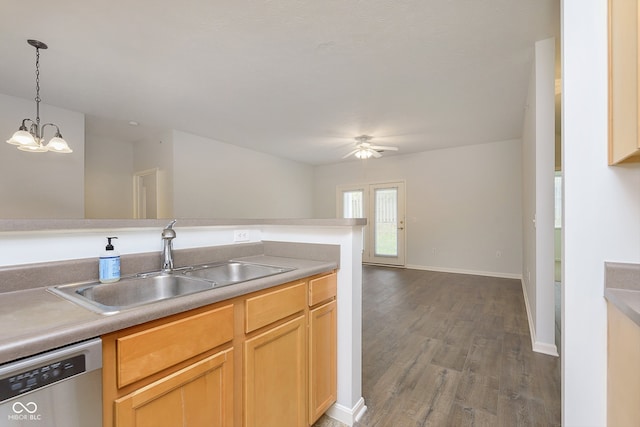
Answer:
(342, 190, 364, 218)
(554, 173, 562, 228)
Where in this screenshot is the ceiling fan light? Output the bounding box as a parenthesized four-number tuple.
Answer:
(355, 149, 373, 159)
(344, 135, 397, 160)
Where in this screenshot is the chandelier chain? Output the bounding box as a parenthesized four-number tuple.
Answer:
(34, 46, 41, 126)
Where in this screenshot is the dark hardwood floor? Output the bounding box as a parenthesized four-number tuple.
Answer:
(316, 265, 560, 427)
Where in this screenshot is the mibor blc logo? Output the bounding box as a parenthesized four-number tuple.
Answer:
(8, 401, 42, 421)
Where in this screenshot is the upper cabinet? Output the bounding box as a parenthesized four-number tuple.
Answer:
(609, 0, 640, 165)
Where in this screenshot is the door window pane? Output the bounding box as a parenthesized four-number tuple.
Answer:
(342, 191, 364, 218)
(374, 188, 398, 257)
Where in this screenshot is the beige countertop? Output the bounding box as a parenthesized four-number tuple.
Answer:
(0, 255, 336, 364)
(604, 262, 640, 326)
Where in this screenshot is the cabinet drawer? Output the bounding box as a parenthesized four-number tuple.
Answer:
(115, 349, 233, 426)
(245, 282, 306, 333)
(309, 272, 337, 307)
(117, 304, 234, 387)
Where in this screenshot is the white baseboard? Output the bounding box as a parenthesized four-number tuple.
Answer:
(520, 279, 559, 357)
(405, 264, 523, 280)
(533, 341, 559, 356)
(325, 397, 367, 426)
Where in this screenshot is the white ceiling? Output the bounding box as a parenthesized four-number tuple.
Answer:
(0, 0, 559, 165)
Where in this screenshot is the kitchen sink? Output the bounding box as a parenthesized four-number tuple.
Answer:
(48, 261, 295, 315)
(49, 272, 214, 315)
(183, 261, 295, 287)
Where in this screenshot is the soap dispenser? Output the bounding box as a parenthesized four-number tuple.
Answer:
(99, 237, 120, 283)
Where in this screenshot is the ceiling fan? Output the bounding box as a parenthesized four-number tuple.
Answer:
(342, 135, 399, 160)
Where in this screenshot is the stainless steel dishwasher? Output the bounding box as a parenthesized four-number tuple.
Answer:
(0, 338, 102, 427)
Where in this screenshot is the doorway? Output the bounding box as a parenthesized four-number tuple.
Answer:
(337, 181, 406, 266)
(133, 168, 159, 219)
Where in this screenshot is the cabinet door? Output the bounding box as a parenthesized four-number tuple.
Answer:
(309, 300, 337, 425)
(244, 316, 306, 427)
(609, 0, 640, 164)
(114, 349, 233, 427)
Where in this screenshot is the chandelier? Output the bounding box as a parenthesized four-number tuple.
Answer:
(6, 39, 72, 153)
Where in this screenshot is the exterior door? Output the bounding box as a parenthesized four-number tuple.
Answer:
(338, 181, 406, 266)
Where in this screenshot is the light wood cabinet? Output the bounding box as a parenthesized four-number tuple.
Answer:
(116, 305, 234, 387)
(244, 316, 307, 427)
(103, 270, 337, 427)
(309, 300, 337, 424)
(102, 303, 235, 427)
(308, 272, 338, 425)
(608, 302, 640, 426)
(309, 272, 337, 307)
(115, 349, 233, 427)
(608, 0, 640, 164)
(245, 281, 306, 333)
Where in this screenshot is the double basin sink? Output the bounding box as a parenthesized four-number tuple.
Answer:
(49, 261, 295, 315)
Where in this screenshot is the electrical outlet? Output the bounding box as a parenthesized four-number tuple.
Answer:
(233, 230, 250, 242)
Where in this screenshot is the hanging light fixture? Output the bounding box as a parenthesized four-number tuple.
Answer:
(342, 135, 399, 160)
(6, 39, 72, 154)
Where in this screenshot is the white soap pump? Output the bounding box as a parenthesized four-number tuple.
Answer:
(99, 237, 120, 283)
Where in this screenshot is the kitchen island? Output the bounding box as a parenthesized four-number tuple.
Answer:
(0, 219, 366, 426)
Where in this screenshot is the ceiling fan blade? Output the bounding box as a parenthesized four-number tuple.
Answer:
(342, 149, 360, 159)
(370, 145, 399, 151)
(370, 150, 383, 158)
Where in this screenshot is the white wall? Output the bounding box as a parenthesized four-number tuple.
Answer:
(522, 61, 537, 327)
(521, 38, 557, 355)
(172, 130, 314, 219)
(133, 130, 175, 218)
(85, 134, 134, 218)
(0, 93, 85, 218)
(85, 129, 174, 219)
(563, 0, 640, 425)
(313, 140, 523, 278)
(534, 38, 557, 354)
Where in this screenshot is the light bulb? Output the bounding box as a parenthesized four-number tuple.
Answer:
(355, 149, 373, 159)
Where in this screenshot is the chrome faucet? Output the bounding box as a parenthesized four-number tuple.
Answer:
(161, 219, 177, 272)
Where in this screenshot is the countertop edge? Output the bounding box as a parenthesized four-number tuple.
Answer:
(604, 262, 640, 327)
(605, 288, 640, 327)
(0, 256, 336, 364)
(0, 218, 367, 232)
